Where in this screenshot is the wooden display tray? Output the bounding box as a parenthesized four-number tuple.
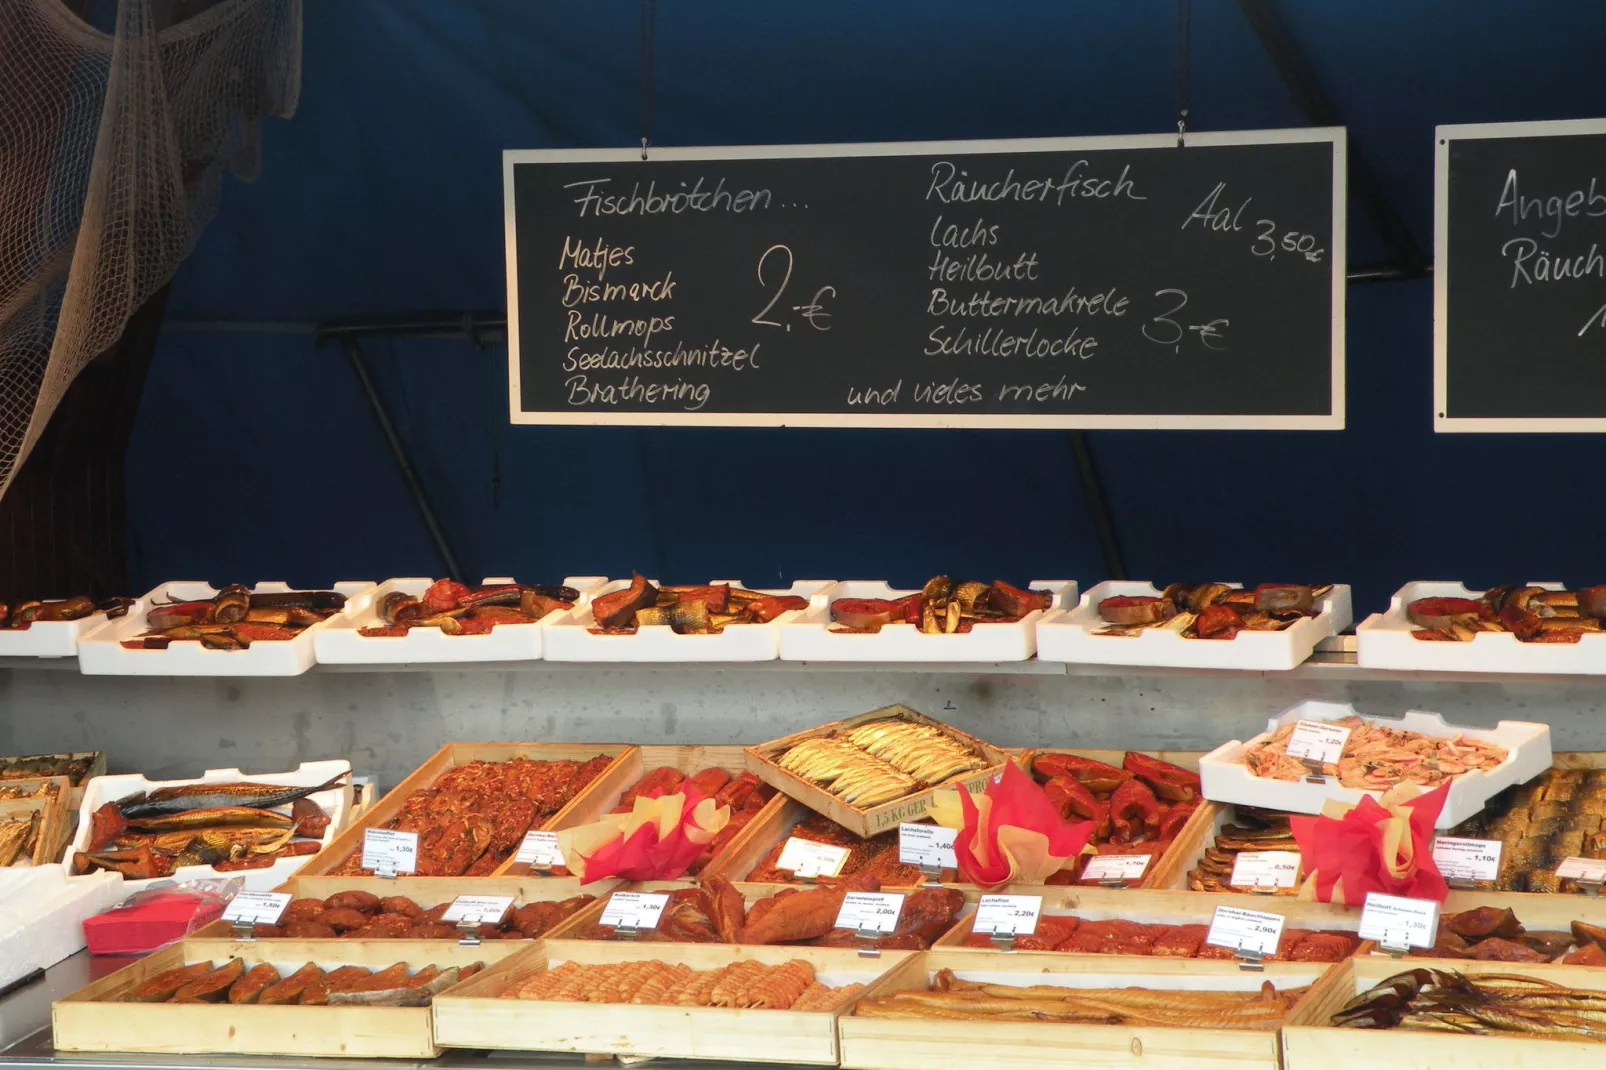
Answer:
(192, 874, 615, 940)
(0, 774, 70, 867)
(837, 949, 1330, 1070)
(52, 935, 520, 1058)
(0, 750, 103, 809)
(499, 742, 764, 878)
(432, 937, 908, 1064)
(296, 742, 635, 877)
(744, 706, 1010, 838)
(1283, 957, 1606, 1070)
(931, 886, 1365, 953)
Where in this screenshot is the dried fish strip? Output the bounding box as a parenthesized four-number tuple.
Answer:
(1334, 968, 1606, 1039)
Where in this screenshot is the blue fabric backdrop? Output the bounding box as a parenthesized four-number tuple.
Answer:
(126, 1, 1606, 611)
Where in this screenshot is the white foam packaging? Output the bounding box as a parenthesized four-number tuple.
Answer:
(1036, 581, 1352, 670)
(542, 578, 833, 662)
(76, 580, 373, 676)
(0, 606, 124, 659)
(1198, 700, 1551, 828)
(313, 576, 607, 664)
(65, 759, 353, 893)
(777, 580, 1075, 663)
(0, 865, 123, 988)
(1356, 580, 1606, 674)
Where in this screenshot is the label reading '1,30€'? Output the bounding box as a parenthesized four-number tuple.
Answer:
(361, 828, 419, 874)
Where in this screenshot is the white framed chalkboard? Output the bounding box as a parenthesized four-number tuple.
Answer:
(1436, 117, 1606, 431)
(504, 128, 1346, 429)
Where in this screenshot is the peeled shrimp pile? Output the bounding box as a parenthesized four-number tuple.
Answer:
(1240, 716, 1506, 789)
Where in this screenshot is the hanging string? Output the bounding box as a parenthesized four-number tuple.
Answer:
(639, 0, 656, 158)
(1176, 0, 1191, 147)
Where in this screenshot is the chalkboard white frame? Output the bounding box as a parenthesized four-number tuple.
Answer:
(505, 127, 1347, 429)
(1435, 116, 1606, 432)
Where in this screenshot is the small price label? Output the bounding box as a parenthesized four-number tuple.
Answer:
(898, 824, 957, 869)
(971, 894, 1042, 937)
(1206, 905, 1286, 956)
(362, 828, 419, 874)
(1358, 892, 1439, 949)
(1284, 720, 1351, 765)
(222, 891, 291, 926)
(1433, 837, 1502, 882)
(600, 892, 670, 930)
(1556, 857, 1606, 882)
(515, 831, 565, 868)
(1080, 854, 1151, 882)
(1230, 851, 1301, 889)
(441, 895, 515, 926)
(777, 837, 850, 878)
(834, 892, 905, 934)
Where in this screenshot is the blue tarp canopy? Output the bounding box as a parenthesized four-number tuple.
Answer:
(131, 1, 1606, 610)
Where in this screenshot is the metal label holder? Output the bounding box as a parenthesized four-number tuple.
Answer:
(1299, 758, 1327, 785)
(614, 923, 643, 940)
(372, 861, 399, 880)
(457, 921, 482, 947)
(1098, 878, 1127, 889)
(918, 862, 944, 884)
(1377, 929, 1412, 958)
(1445, 876, 1478, 891)
(1234, 945, 1265, 972)
(988, 928, 1018, 951)
(855, 924, 883, 959)
(230, 921, 255, 942)
(1579, 878, 1604, 897)
(1248, 883, 1278, 896)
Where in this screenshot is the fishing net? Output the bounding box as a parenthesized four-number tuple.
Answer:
(0, 0, 301, 499)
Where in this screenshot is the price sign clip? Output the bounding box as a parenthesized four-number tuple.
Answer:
(1300, 758, 1327, 784)
(854, 926, 882, 959)
(989, 930, 1017, 951)
(1581, 878, 1604, 898)
(1378, 929, 1411, 958)
(615, 923, 642, 940)
(231, 920, 255, 942)
(457, 921, 481, 948)
(918, 862, 944, 884)
(1249, 883, 1278, 896)
(1234, 944, 1265, 972)
(1445, 877, 1477, 891)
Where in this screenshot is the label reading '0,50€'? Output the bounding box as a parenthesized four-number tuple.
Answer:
(777, 837, 851, 879)
(1229, 851, 1301, 889)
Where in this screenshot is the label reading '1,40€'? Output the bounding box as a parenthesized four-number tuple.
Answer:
(898, 823, 957, 869)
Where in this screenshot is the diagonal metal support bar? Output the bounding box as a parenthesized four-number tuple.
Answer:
(1069, 431, 1126, 581)
(1236, 0, 1428, 279)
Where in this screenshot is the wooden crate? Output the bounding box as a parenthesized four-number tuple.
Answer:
(52, 935, 520, 1057)
(296, 742, 634, 877)
(837, 949, 1330, 1070)
(1283, 956, 1606, 1070)
(0, 773, 69, 867)
(432, 937, 909, 1064)
(497, 742, 758, 878)
(744, 705, 1010, 838)
(0, 750, 103, 809)
(931, 885, 1364, 953)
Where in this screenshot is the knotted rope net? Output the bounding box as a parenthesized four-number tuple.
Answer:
(0, 0, 300, 498)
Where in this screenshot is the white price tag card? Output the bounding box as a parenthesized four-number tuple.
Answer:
(776, 837, 850, 878)
(222, 891, 291, 926)
(1284, 720, 1351, 765)
(898, 823, 957, 868)
(362, 828, 419, 874)
(600, 892, 670, 930)
(514, 831, 565, 867)
(834, 892, 906, 935)
(1230, 851, 1301, 889)
(972, 895, 1042, 937)
(1358, 892, 1439, 949)
(442, 895, 516, 926)
(1432, 837, 1502, 882)
(1206, 905, 1287, 956)
(1080, 854, 1151, 882)
(1556, 857, 1606, 882)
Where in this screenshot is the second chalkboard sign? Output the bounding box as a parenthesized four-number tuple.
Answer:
(504, 129, 1346, 429)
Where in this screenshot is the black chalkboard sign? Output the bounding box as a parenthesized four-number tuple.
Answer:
(1439, 118, 1606, 430)
(504, 131, 1345, 429)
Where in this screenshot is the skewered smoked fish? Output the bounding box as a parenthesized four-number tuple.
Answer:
(588, 574, 807, 635)
(121, 586, 346, 650)
(829, 576, 1050, 635)
(505, 957, 861, 1010)
(1096, 583, 1331, 639)
(358, 578, 578, 637)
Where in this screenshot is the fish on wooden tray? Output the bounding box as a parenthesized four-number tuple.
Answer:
(1334, 967, 1606, 1038)
(114, 960, 483, 1007)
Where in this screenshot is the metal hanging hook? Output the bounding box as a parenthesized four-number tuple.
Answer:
(639, 0, 656, 157)
(1176, 0, 1192, 147)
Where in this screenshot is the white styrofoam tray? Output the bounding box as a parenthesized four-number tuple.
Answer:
(312, 575, 607, 664)
(76, 581, 373, 676)
(777, 580, 1076, 663)
(0, 865, 124, 988)
(65, 759, 354, 893)
(542, 579, 833, 662)
(0, 606, 124, 659)
(1036, 581, 1352, 671)
(1198, 700, 1552, 828)
(1356, 580, 1606, 675)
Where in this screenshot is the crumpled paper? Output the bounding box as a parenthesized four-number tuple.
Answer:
(556, 788, 729, 883)
(1291, 780, 1450, 904)
(929, 761, 1092, 888)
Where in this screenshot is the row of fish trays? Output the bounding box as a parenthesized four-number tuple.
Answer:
(2, 774, 72, 867)
(1037, 581, 1353, 671)
(1, 750, 104, 809)
(67, 760, 355, 893)
(1197, 700, 1552, 828)
(1357, 580, 1606, 675)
